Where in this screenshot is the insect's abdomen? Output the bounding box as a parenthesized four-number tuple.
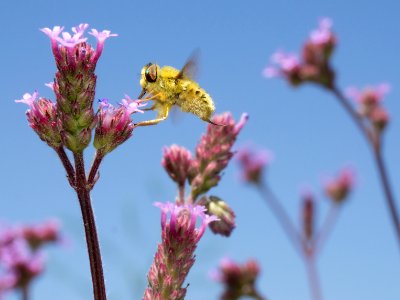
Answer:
(178, 84, 215, 121)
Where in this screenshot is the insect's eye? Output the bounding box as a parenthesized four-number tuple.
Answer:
(145, 64, 157, 83)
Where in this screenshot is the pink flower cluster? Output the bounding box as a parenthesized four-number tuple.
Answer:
(93, 97, 145, 155)
(15, 91, 61, 148)
(161, 113, 247, 236)
(236, 146, 272, 184)
(41, 24, 117, 67)
(347, 84, 390, 132)
(0, 220, 60, 296)
(264, 18, 336, 87)
(212, 258, 262, 300)
(143, 202, 218, 300)
(324, 167, 355, 203)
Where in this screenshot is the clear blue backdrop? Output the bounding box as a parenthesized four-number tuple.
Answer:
(2, 0, 400, 299)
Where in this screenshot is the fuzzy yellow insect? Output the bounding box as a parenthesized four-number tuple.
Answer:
(136, 54, 219, 126)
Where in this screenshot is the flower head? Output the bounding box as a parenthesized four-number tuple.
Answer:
(40, 23, 117, 152)
(324, 167, 355, 204)
(189, 113, 248, 200)
(201, 196, 236, 237)
(263, 51, 302, 85)
(309, 18, 335, 46)
(93, 96, 145, 155)
(162, 145, 193, 188)
(144, 202, 218, 300)
(15, 91, 61, 148)
(213, 258, 262, 300)
(236, 146, 272, 184)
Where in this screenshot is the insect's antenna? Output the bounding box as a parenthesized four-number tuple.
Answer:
(207, 119, 226, 126)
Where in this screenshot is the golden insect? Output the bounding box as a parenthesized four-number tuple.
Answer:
(135, 53, 221, 126)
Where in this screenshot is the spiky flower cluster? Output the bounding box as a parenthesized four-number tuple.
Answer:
(0, 220, 60, 297)
(17, 24, 141, 156)
(143, 202, 218, 300)
(161, 113, 248, 236)
(264, 18, 336, 88)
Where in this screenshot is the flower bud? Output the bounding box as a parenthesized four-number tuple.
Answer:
(213, 258, 262, 300)
(301, 191, 315, 241)
(15, 91, 62, 148)
(201, 196, 236, 237)
(162, 145, 192, 187)
(324, 168, 355, 204)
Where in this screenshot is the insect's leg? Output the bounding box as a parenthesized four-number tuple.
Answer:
(141, 104, 156, 111)
(135, 105, 170, 127)
(138, 93, 162, 103)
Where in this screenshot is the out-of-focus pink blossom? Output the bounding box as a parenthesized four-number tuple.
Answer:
(201, 196, 236, 237)
(324, 168, 355, 203)
(263, 51, 302, 85)
(0, 220, 60, 293)
(309, 18, 334, 46)
(212, 258, 262, 300)
(236, 146, 272, 184)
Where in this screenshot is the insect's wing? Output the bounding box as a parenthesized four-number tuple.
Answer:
(176, 50, 200, 80)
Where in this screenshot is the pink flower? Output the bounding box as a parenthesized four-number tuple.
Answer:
(324, 167, 355, 203)
(263, 51, 300, 79)
(162, 145, 193, 188)
(15, 91, 61, 148)
(213, 258, 262, 300)
(89, 29, 118, 62)
(189, 113, 248, 200)
(93, 96, 145, 154)
(144, 202, 218, 299)
(309, 18, 334, 46)
(346, 84, 390, 106)
(236, 146, 272, 184)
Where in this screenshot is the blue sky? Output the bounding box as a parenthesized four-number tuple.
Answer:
(2, 0, 400, 299)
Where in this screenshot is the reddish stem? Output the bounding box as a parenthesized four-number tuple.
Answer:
(305, 256, 323, 300)
(330, 86, 400, 248)
(55, 146, 75, 187)
(88, 151, 104, 189)
(73, 153, 107, 300)
(21, 285, 29, 300)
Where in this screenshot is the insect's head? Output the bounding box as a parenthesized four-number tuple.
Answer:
(140, 63, 158, 86)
